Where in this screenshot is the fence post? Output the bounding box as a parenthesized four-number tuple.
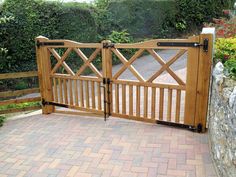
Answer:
(101, 40, 113, 116)
(36, 36, 54, 114)
(194, 28, 215, 132)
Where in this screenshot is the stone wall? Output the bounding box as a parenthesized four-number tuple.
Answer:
(208, 62, 236, 177)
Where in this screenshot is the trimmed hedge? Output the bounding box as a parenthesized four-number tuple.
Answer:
(104, 0, 177, 38)
(0, 0, 98, 73)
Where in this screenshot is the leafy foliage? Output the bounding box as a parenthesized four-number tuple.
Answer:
(175, 0, 235, 31)
(0, 116, 5, 127)
(0, 0, 98, 73)
(215, 37, 236, 78)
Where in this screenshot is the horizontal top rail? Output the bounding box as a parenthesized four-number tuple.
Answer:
(0, 71, 38, 80)
(36, 39, 103, 49)
(114, 38, 200, 49)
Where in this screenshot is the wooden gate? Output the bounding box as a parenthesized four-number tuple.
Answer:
(36, 33, 213, 132)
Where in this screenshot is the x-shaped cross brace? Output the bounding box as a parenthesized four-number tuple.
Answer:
(147, 49, 186, 85)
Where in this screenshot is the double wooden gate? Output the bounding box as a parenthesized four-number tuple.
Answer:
(36, 33, 213, 132)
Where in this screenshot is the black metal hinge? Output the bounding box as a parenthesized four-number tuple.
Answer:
(37, 41, 65, 48)
(157, 38, 209, 52)
(103, 42, 115, 49)
(42, 99, 69, 108)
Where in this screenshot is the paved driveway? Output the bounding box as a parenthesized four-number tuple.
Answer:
(0, 114, 217, 177)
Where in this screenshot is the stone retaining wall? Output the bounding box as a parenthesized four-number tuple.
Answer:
(208, 62, 236, 177)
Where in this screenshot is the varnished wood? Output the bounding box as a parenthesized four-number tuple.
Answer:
(53, 78, 58, 102)
(0, 97, 41, 106)
(55, 110, 103, 118)
(63, 79, 68, 104)
(91, 81, 95, 109)
(74, 79, 79, 106)
(167, 89, 173, 122)
(151, 87, 156, 120)
(129, 85, 133, 116)
(97, 82, 102, 110)
(80, 80, 84, 107)
(122, 84, 126, 114)
(194, 34, 213, 131)
(0, 105, 41, 114)
(115, 84, 120, 113)
(58, 78, 63, 103)
(0, 88, 40, 98)
(69, 79, 73, 105)
(143, 86, 148, 118)
(184, 36, 200, 126)
(85, 81, 90, 108)
(159, 88, 164, 120)
(175, 90, 181, 123)
(136, 86, 141, 117)
(0, 71, 38, 80)
(49, 48, 75, 76)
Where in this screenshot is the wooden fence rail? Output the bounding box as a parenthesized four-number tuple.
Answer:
(0, 71, 41, 115)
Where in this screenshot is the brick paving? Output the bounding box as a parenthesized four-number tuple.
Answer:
(0, 114, 217, 177)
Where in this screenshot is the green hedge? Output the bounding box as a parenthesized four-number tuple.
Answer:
(103, 0, 177, 38)
(0, 0, 98, 73)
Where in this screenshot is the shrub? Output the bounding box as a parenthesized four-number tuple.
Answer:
(104, 0, 177, 38)
(175, 0, 235, 31)
(0, 0, 98, 73)
(215, 37, 236, 78)
(0, 116, 6, 127)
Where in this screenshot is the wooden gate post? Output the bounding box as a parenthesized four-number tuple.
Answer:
(36, 36, 54, 114)
(101, 40, 113, 116)
(194, 31, 214, 132)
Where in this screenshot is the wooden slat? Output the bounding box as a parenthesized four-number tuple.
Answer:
(80, 80, 84, 107)
(0, 71, 38, 80)
(151, 87, 156, 120)
(63, 79, 68, 104)
(143, 86, 148, 118)
(97, 82, 101, 110)
(167, 89, 173, 122)
(0, 88, 40, 98)
(74, 79, 79, 106)
(136, 86, 140, 117)
(159, 88, 164, 120)
(91, 81, 95, 109)
(175, 90, 181, 123)
(85, 80, 90, 108)
(0, 97, 41, 106)
(53, 78, 58, 102)
(58, 78, 63, 103)
(69, 79, 73, 105)
(0, 105, 41, 114)
(122, 84, 126, 114)
(115, 84, 120, 113)
(129, 85, 133, 116)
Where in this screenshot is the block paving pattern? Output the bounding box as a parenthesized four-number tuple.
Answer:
(0, 114, 217, 177)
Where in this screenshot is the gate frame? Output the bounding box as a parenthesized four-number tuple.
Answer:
(36, 29, 214, 133)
